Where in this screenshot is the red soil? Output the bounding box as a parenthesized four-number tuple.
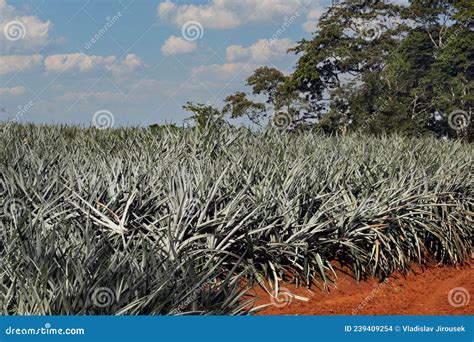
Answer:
(252, 263, 473, 315)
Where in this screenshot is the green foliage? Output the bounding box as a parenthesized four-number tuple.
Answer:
(1, 124, 472, 314)
(180, 1, 472, 139)
(257, 0, 473, 139)
(223, 92, 266, 125)
(222, 67, 312, 128)
(183, 102, 226, 130)
(246, 67, 287, 105)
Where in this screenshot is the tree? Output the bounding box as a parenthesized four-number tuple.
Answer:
(223, 67, 311, 129)
(246, 67, 287, 106)
(387, 0, 474, 139)
(289, 0, 472, 139)
(183, 102, 226, 129)
(290, 0, 402, 134)
(222, 92, 266, 126)
(197, 0, 472, 140)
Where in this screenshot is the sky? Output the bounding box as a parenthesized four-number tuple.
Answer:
(0, 0, 335, 128)
(0, 0, 407, 128)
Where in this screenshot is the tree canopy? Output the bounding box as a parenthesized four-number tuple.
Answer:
(183, 0, 472, 141)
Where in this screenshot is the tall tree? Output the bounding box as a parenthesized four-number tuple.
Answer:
(224, 67, 311, 129)
(290, 0, 402, 133)
(290, 0, 472, 139)
(387, 0, 474, 139)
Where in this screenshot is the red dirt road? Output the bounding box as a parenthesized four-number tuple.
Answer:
(253, 263, 473, 315)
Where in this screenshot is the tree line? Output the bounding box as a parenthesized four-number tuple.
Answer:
(182, 0, 473, 141)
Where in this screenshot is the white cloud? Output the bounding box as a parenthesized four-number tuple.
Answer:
(226, 38, 295, 64)
(0, 0, 52, 52)
(0, 53, 144, 77)
(158, 1, 178, 19)
(0, 54, 43, 75)
(105, 54, 146, 76)
(57, 91, 124, 102)
(161, 35, 197, 56)
(158, 0, 317, 29)
(44, 53, 116, 73)
(303, 8, 323, 33)
(44, 53, 145, 76)
(192, 63, 255, 81)
(0, 85, 26, 96)
(193, 38, 296, 81)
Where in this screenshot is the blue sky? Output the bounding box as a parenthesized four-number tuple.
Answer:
(0, 0, 332, 127)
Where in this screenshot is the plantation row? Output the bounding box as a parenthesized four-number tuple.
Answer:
(0, 124, 473, 315)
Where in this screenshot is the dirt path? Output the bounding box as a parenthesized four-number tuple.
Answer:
(253, 263, 473, 315)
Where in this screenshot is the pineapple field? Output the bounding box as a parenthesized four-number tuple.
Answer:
(0, 124, 473, 315)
